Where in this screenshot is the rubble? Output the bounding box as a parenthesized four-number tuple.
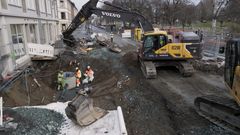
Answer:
(109, 46, 122, 53)
(191, 57, 225, 75)
(1, 108, 64, 135)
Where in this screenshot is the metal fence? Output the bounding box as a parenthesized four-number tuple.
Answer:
(202, 32, 226, 59)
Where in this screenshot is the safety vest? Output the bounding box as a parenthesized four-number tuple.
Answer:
(58, 73, 64, 82)
(85, 69, 94, 77)
(76, 70, 81, 78)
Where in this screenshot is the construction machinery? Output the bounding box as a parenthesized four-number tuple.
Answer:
(138, 30, 201, 78)
(62, 0, 201, 79)
(194, 38, 240, 133)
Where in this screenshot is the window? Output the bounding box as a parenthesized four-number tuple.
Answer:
(60, 0, 64, 8)
(225, 41, 238, 88)
(10, 24, 26, 58)
(1, 0, 7, 9)
(49, 24, 53, 41)
(40, 24, 46, 44)
(62, 24, 66, 31)
(22, 0, 26, 12)
(144, 36, 154, 49)
(26, 0, 35, 10)
(11, 25, 24, 44)
(61, 12, 66, 19)
(52, 0, 57, 18)
(39, 0, 46, 12)
(27, 24, 37, 43)
(46, 0, 51, 14)
(8, 0, 22, 6)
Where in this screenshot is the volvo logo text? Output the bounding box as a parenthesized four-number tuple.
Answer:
(101, 12, 121, 18)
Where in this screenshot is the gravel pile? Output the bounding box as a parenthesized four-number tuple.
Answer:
(178, 125, 236, 135)
(2, 108, 64, 135)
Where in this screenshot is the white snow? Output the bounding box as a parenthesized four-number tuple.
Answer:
(32, 102, 127, 135)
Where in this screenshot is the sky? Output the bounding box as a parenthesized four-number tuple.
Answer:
(71, 0, 106, 10)
(71, 0, 201, 10)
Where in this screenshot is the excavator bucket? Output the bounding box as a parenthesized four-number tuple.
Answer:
(65, 94, 108, 126)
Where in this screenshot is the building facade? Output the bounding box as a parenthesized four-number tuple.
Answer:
(0, 0, 59, 79)
(57, 0, 78, 33)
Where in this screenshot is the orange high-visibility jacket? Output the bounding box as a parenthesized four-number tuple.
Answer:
(76, 70, 81, 78)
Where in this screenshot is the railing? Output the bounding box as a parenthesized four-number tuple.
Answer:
(202, 35, 225, 59)
(27, 43, 54, 57)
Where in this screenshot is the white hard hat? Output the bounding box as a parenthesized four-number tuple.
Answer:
(76, 67, 78, 70)
(87, 66, 90, 69)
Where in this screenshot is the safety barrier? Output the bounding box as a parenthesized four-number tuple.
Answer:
(27, 43, 54, 57)
(121, 30, 132, 38)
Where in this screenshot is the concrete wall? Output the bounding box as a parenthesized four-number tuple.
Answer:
(0, 0, 59, 79)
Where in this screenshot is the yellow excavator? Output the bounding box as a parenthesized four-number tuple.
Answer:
(138, 30, 200, 78)
(194, 38, 240, 133)
(62, 0, 201, 79)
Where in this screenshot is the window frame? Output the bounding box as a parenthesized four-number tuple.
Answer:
(61, 12, 66, 19)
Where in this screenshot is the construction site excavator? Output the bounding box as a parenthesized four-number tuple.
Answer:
(62, 0, 201, 79)
(194, 38, 240, 133)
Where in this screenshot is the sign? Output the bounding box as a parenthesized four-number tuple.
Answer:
(101, 11, 121, 18)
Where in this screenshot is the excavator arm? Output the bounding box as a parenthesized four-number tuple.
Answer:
(91, 8, 153, 32)
(62, 0, 153, 46)
(62, 0, 98, 45)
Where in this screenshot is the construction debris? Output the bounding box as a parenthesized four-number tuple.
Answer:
(191, 57, 225, 75)
(109, 46, 122, 53)
(33, 78, 41, 87)
(96, 35, 110, 46)
(95, 33, 122, 53)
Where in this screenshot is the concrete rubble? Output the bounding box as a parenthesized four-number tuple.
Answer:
(192, 56, 225, 75)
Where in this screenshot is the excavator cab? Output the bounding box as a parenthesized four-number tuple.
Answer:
(194, 38, 240, 133)
(224, 39, 240, 104)
(139, 31, 195, 78)
(143, 34, 168, 57)
(141, 31, 168, 60)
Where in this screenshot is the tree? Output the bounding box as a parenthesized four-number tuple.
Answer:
(224, 0, 240, 22)
(212, 0, 230, 32)
(161, 0, 192, 26)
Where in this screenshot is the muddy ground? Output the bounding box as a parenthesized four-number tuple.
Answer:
(0, 26, 237, 135)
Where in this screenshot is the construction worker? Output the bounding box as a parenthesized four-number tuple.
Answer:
(60, 83, 68, 99)
(75, 67, 82, 87)
(85, 66, 94, 83)
(57, 71, 65, 91)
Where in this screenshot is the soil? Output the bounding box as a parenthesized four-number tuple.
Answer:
(0, 26, 237, 135)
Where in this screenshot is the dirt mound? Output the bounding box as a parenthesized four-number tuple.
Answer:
(1, 75, 56, 107)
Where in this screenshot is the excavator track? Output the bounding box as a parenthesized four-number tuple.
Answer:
(178, 61, 194, 77)
(194, 95, 240, 133)
(139, 59, 157, 79)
